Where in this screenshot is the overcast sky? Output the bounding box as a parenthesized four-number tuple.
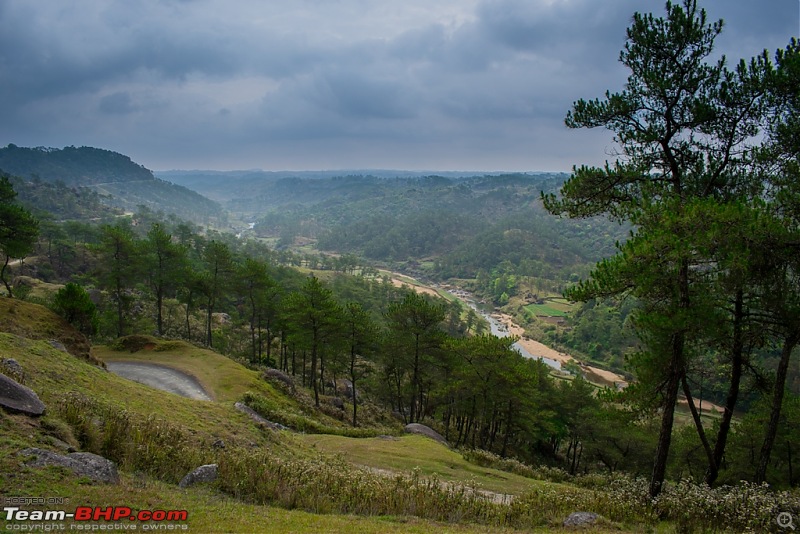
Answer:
(0, 1, 796, 172)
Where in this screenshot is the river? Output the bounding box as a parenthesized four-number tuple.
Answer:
(446, 289, 562, 371)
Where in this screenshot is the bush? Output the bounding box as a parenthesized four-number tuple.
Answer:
(53, 392, 212, 483)
(50, 282, 99, 336)
(241, 391, 390, 438)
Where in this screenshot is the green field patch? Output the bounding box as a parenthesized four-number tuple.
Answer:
(525, 303, 569, 317)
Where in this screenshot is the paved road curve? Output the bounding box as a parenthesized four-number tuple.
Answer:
(106, 361, 212, 400)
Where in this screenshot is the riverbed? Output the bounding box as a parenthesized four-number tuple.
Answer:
(446, 290, 562, 371)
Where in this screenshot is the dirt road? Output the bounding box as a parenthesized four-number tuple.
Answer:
(106, 361, 212, 400)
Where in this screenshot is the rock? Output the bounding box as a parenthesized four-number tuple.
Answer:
(211, 438, 225, 449)
(212, 312, 231, 324)
(342, 379, 359, 400)
(563, 512, 600, 528)
(234, 402, 288, 431)
(44, 436, 77, 453)
(19, 448, 119, 483)
(1, 358, 23, 376)
(403, 423, 449, 447)
(48, 340, 68, 353)
(328, 396, 345, 410)
(0, 373, 45, 416)
(179, 464, 218, 488)
(264, 369, 295, 391)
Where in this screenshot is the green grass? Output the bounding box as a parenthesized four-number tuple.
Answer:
(524, 298, 574, 318)
(4, 300, 787, 532)
(300, 434, 552, 497)
(94, 335, 287, 403)
(0, 333, 271, 447)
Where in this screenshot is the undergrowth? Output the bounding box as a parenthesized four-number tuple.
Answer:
(463, 448, 800, 531)
(49, 390, 800, 531)
(241, 391, 393, 438)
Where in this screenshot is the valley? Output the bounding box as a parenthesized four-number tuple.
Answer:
(3, 1, 799, 532)
(2, 143, 797, 532)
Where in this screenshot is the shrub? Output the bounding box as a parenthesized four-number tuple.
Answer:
(50, 283, 99, 336)
(240, 391, 391, 438)
(53, 392, 212, 482)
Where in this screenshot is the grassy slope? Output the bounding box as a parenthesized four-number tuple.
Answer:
(302, 434, 556, 497)
(0, 301, 640, 532)
(0, 333, 527, 532)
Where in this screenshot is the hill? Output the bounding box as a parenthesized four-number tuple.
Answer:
(0, 145, 225, 226)
(0, 300, 618, 532)
(0, 145, 153, 186)
(1, 298, 792, 532)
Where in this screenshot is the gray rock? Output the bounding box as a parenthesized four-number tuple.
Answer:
(211, 438, 225, 449)
(44, 436, 77, 453)
(563, 512, 600, 528)
(341, 379, 359, 399)
(0, 373, 45, 416)
(179, 464, 218, 488)
(234, 402, 288, 431)
(48, 340, 68, 353)
(403, 423, 449, 447)
(212, 312, 231, 324)
(1, 358, 23, 376)
(20, 448, 119, 483)
(264, 369, 295, 391)
(328, 396, 345, 410)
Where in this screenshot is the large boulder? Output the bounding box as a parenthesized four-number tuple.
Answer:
(19, 448, 119, 483)
(403, 423, 448, 447)
(179, 464, 218, 488)
(0, 373, 45, 416)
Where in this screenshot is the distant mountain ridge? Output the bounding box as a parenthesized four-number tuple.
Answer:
(156, 169, 554, 202)
(0, 144, 154, 185)
(0, 145, 225, 226)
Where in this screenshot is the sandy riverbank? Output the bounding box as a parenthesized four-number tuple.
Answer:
(493, 313, 629, 387)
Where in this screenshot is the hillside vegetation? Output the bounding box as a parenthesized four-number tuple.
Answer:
(0, 145, 225, 226)
(3, 301, 798, 532)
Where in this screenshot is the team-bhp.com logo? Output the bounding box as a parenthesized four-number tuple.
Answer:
(4, 506, 189, 530)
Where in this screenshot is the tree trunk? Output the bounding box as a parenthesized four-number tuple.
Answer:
(156, 289, 164, 336)
(755, 331, 800, 484)
(350, 346, 358, 427)
(311, 334, 320, 407)
(1, 255, 13, 298)
(649, 333, 683, 498)
(706, 289, 745, 485)
(649, 260, 690, 498)
(682, 372, 715, 479)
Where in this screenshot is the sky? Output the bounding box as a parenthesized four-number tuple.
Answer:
(0, 1, 797, 173)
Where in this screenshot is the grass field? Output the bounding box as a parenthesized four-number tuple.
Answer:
(301, 434, 553, 497)
(524, 298, 574, 318)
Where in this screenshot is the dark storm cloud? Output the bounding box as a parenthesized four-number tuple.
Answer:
(0, 0, 796, 171)
(98, 92, 138, 115)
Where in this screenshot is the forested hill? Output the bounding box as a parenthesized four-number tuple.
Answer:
(0, 145, 226, 226)
(0, 145, 154, 185)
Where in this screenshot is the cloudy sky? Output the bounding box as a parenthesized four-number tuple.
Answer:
(0, 1, 796, 172)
